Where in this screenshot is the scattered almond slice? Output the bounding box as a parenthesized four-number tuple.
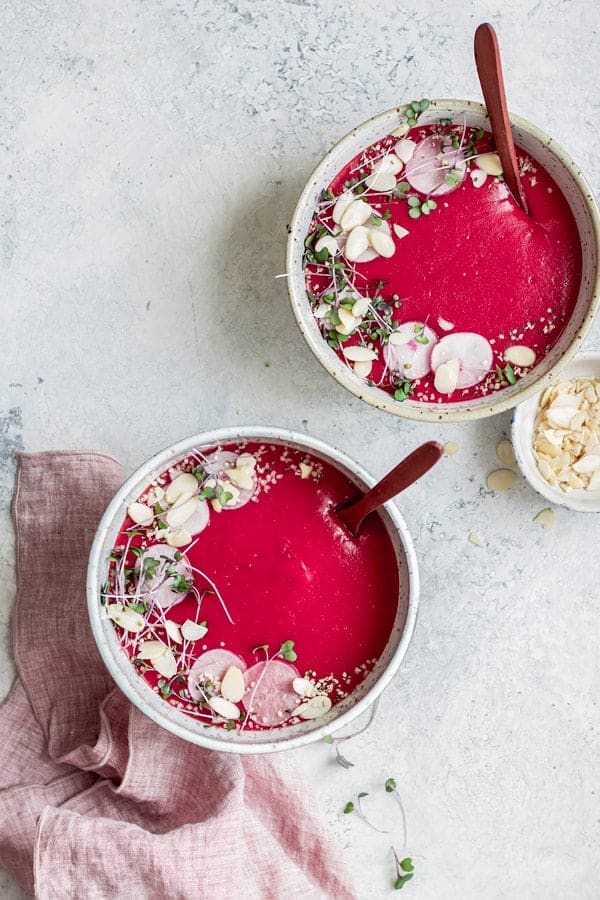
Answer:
(353, 359, 372, 378)
(165, 527, 192, 548)
(470, 168, 487, 188)
(486, 469, 518, 491)
(344, 225, 370, 262)
(165, 620, 182, 644)
(367, 229, 396, 258)
(437, 316, 454, 332)
(138, 640, 167, 660)
(342, 345, 377, 362)
(496, 439, 516, 468)
(365, 169, 396, 192)
(393, 224, 409, 240)
(504, 345, 536, 367)
(572, 454, 600, 474)
(332, 192, 354, 225)
(227, 466, 254, 491)
(127, 502, 154, 526)
(106, 604, 145, 633)
(165, 473, 198, 506)
(476, 152, 503, 176)
(220, 666, 246, 703)
(443, 441, 459, 456)
(351, 296, 370, 317)
(147, 486, 165, 506)
(236, 453, 257, 470)
(209, 696, 241, 720)
(394, 138, 416, 163)
(166, 495, 199, 527)
(375, 154, 403, 176)
(533, 508, 554, 530)
(299, 462, 313, 479)
(388, 330, 411, 346)
(340, 199, 372, 231)
(292, 677, 318, 698)
(314, 303, 329, 319)
(468, 530, 487, 548)
(314, 234, 338, 257)
(181, 620, 208, 641)
(434, 358, 460, 394)
(152, 648, 177, 679)
(293, 694, 332, 719)
(338, 307, 358, 331)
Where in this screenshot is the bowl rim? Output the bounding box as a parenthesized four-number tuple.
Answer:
(511, 350, 600, 513)
(86, 425, 420, 753)
(286, 98, 600, 423)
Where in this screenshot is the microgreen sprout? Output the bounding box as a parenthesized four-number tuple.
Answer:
(392, 848, 415, 890)
(504, 363, 517, 384)
(343, 801, 355, 814)
(278, 639, 297, 662)
(385, 778, 397, 793)
(394, 380, 415, 403)
(406, 97, 429, 127)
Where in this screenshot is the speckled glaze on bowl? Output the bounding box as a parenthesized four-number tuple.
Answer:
(87, 427, 419, 753)
(512, 351, 600, 513)
(286, 99, 600, 423)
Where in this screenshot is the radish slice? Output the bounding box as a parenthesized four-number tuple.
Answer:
(203, 451, 256, 510)
(242, 659, 300, 726)
(138, 544, 192, 610)
(405, 136, 466, 196)
(184, 498, 210, 535)
(383, 322, 438, 380)
(188, 649, 247, 701)
(431, 332, 493, 388)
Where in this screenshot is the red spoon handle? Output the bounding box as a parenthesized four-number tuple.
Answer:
(337, 440, 444, 535)
(474, 22, 529, 214)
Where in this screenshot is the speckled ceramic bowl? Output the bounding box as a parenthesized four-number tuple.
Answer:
(87, 427, 419, 753)
(512, 351, 600, 512)
(287, 99, 600, 422)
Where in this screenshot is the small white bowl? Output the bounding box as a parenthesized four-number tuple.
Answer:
(512, 351, 600, 512)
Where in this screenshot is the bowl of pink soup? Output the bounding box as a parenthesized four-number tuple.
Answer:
(87, 427, 418, 753)
(287, 99, 600, 422)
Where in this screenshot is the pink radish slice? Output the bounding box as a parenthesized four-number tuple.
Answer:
(188, 649, 247, 701)
(383, 322, 438, 380)
(138, 544, 191, 610)
(184, 499, 210, 535)
(405, 136, 466, 196)
(242, 659, 300, 726)
(204, 450, 256, 511)
(430, 332, 493, 388)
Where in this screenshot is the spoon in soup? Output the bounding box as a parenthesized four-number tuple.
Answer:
(474, 22, 529, 215)
(335, 440, 444, 537)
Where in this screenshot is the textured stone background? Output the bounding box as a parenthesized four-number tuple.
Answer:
(1, 1, 599, 897)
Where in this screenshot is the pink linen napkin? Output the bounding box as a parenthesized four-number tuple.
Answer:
(0, 452, 356, 900)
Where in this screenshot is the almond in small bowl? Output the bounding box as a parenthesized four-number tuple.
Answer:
(511, 351, 600, 512)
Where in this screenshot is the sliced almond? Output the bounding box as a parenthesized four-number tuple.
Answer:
(394, 138, 416, 163)
(208, 696, 241, 720)
(314, 302, 329, 319)
(338, 307, 358, 331)
(236, 453, 257, 470)
(166, 495, 199, 527)
(220, 666, 246, 703)
(106, 604, 145, 633)
(293, 677, 318, 698)
(533, 508, 555, 530)
(437, 316, 454, 332)
(476, 152, 503, 176)
(388, 330, 411, 346)
(138, 639, 167, 660)
(227, 466, 255, 491)
(165, 620, 182, 644)
(165, 473, 198, 506)
(299, 462, 313, 479)
(340, 199, 372, 231)
(152, 648, 177, 678)
(393, 224, 409, 240)
(293, 694, 332, 719)
(367, 229, 396, 258)
(127, 502, 154, 526)
(365, 170, 396, 192)
(342, 345, 377, 362)
(165, 527, 192, 548)
(470, 168, 487, 188)
(344, 225, 370, 261)
(434, 358, 460, 394)
(496, 439, 516, 468)
(351, 296, 370, 317)
(468, 530, 487, 548)
(504, 345, 536, 368)
(181, 620, 208, 641)
(572, 454, 600, 474)
(314, 235, 338, 257)
(353, 359, 372, 378)
(376, 154, 403, 175)
(332, 192, 354, 225)
(443, 441, 460, 456)
(486, 469, 518, 491)
(547, 405, 578, 429)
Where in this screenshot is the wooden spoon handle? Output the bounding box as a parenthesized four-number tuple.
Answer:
(474, 22, 529, 214)
(337, 441, 444, 535)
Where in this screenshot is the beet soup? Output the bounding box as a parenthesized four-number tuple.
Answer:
(303, 100, 582, 405)
(101, 442, 399, 731)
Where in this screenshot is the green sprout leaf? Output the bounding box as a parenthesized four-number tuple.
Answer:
(323, 735, 335, 745)
(343, 801, 354, 814)
(408, 208, 421, 219)
(171, 574, 192, 594)
(394, 874, 414, 890)
(385, 778, 397, 793)
(400, 858, 414, 873)
(407, 196, 420, 208)
(278, 639, 297, 662)
(504, 363, 517, 385)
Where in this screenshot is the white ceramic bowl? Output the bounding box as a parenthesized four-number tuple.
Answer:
(287, 99, 600, 423)
(512, 351, 600, 512)
(87, 427, 419, 753)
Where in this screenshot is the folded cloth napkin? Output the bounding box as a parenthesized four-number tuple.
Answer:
(0, 452, 356, 900)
